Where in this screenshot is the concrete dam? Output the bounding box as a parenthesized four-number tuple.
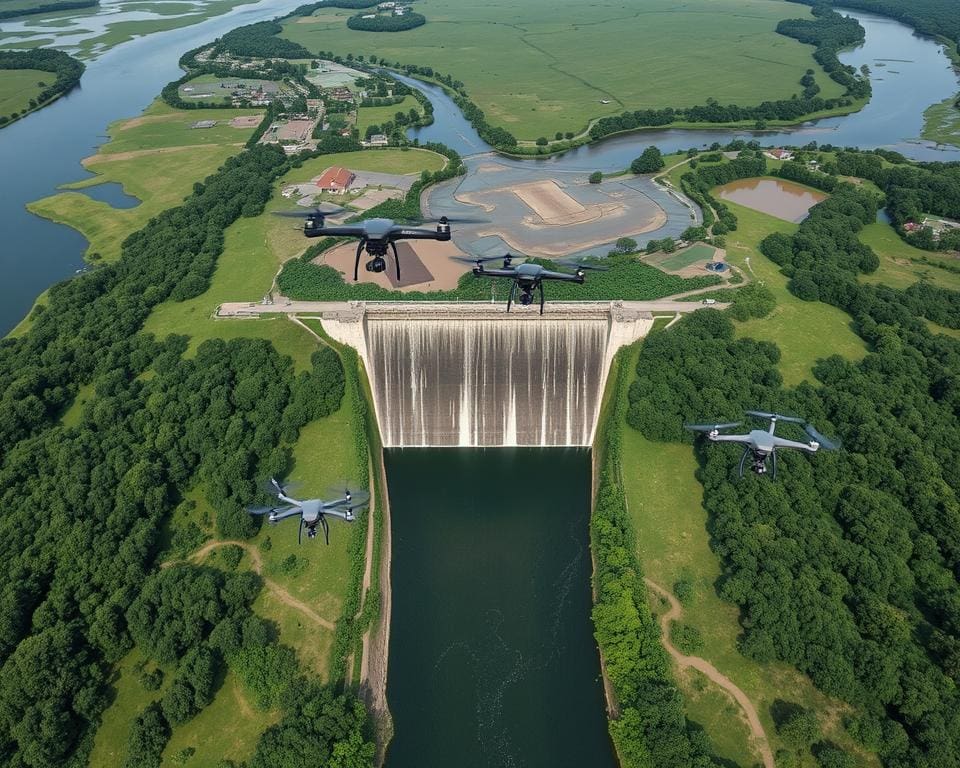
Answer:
(367, 318, 606, 446)
(311, 301, 665, 448)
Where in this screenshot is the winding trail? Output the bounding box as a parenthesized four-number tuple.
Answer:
(186, 540, 336, 631)
(644, 578, 775, 768)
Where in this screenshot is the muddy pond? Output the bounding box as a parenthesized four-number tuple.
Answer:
(715, 178, 828, 223)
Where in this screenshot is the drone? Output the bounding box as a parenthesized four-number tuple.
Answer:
(684, 410, 839, 478)
(453, 254, 606, 314)
(275, 206, 485, 281)
(246, 478, 370, 544)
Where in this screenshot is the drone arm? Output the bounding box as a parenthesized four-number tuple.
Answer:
(314, 225, 368, 237)
(539, 280, 545, 315)
(391, 227, 447, 241)
(539, 269, 585, 283)
(708, 433, 753, 444)
(771, 435, 819, 453)
(472, 268, 517, 278)
(270, 506, 303, 522)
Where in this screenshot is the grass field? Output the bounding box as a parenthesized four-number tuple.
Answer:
(620, 424, 876, 767)
(357, 94, 419, 133)
(0, 67, 46, 117)
(716, 201, 867, 386)
(659, 243, 716, 271)
(280, 0, 846, 140)
(859, 221, 960, 291)
(27, 100, 259, 263)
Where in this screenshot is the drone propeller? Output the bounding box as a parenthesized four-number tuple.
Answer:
(452, 254, 511, 264)
(746, 410, 805, 424)
(245, 505, 275, 516)
(272, 203, 347, 219)
(326, 486, 370, 508)
(404, 214, 490, 225)
(298, 517, 303, 545)
(804, 423, 840, 451)
(263, 477, 301, 498)
(684, 421, 742, 433)
(558, 259, 609, 272)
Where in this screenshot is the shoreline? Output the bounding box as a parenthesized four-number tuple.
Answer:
(360, 449, 394, 765)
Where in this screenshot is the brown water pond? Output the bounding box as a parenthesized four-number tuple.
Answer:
(715, 178, 827, 223)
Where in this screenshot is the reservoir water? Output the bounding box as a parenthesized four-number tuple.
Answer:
(383, 448, 614, 768)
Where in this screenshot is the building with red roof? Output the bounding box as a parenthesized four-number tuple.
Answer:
(315, 166, 355, 194)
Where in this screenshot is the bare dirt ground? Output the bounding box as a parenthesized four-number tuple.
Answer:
(644, 578, 775, 768)
(318, 239, 471, 292)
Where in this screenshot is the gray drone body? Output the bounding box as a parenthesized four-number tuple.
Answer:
(455, 254, 605, 314)
(247, 478, 370, 544)
(685, 411, 839, 478)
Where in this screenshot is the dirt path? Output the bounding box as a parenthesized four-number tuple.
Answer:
(644, 578, 775, 768)
(232, 681, 255, 719)
(187, 540, 336, 631)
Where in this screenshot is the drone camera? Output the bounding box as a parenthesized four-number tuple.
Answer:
(365, 257, 387, 273)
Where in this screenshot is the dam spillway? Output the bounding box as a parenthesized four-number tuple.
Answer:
(366, 318, 608, 447)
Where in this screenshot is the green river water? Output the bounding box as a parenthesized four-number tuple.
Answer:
(383, 448, 615, 768)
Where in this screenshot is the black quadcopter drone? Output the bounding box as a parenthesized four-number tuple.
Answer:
(685, 410, 839, 478)
(246, 478, 370, 544)
(275, 205, 485, 281)
(453, 254, 607, 314)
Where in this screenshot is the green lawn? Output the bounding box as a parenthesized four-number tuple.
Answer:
(0, 67, 46, 117)
(357, 94, 419, 133)
(281, 0, 846, 140)
(88, 650, 170, 768)
(859, 222, 960, 291)
(719, 201, 867, 386)
(160, 671, 277, 767)
(659, 243, 716, 270)
(619, 359, 878, 767)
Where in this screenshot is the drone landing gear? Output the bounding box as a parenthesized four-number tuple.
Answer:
(738, 448, 776, 478)
(354, 241, 402, 282)
(509, 281, 545, 314)
(300, 516, 330, 545)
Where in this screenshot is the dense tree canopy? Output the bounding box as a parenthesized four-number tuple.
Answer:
(627, 165, 960, 765)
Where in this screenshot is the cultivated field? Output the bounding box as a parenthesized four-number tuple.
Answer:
(281, 0, 847, 139)
(0, 67, 46, 116)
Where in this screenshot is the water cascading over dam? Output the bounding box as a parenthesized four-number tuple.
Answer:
(366, 318, 608, 447)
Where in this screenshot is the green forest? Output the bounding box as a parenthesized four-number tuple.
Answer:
(625, 174, 960, 765)
(0, 48, 84, 126)
(0, 145, 374, 765)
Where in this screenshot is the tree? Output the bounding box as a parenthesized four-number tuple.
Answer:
(631, 145, 665, 174)
(614, 237, 638, 253)
(589, 171, 603, 184)
(535, 136, 548, 146)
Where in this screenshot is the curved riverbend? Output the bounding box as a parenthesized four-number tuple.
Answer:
(0, 0, 306, 336)
(402, 10, 960, 167)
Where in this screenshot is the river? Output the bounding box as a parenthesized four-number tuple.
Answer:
(401, 10, 960, 168)
(0, 0, 306, 336)
(3, 7, 958, 334)
(383, 448, 614, 768)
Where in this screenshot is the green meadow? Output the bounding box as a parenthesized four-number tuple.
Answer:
(0, 67, 46, 116)
(281, 0, 846, 140)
